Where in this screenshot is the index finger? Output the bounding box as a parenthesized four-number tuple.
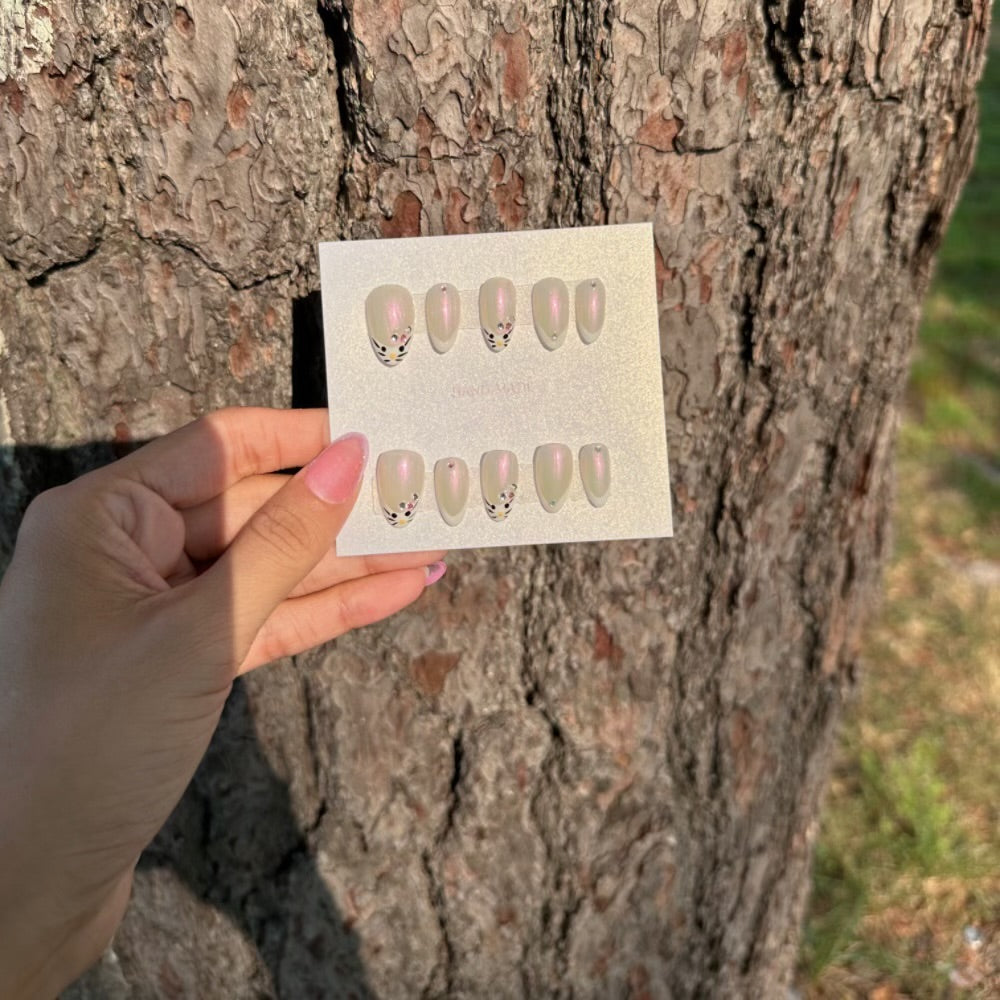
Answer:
(113, 407, 331, 507)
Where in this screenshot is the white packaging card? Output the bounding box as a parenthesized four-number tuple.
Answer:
(319, 223, 672, 556)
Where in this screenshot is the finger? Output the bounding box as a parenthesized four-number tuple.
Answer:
(181, 477, 445, 582)
(240, 564, 445, 673)
(115, 407, 331, 508)
(182, 474, 288, 560)
(195, 432, 369, 655)
(289, 548, 448, 598)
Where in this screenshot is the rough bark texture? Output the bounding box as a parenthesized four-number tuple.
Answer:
(0, 0, 990, 996)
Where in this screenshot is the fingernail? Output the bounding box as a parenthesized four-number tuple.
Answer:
(479, 276, 516, 352)
(424, 561, 447, 587)
(366, 284, 415, 366)
(481, 449, 519, 521)
(579, 443, 611, 507)
(304, 432, 369, 504)
(426, 282, 461, 354)
(575, 278, 606, 344)
(376, 450, 426, 527)
(533, 443, 573, 512)
(531, 277, 570, 350)
(434, 456, 470, 526)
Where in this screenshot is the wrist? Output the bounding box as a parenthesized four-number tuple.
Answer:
(0, 868, 131, 999)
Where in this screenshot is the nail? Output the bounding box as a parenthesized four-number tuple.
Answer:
(426, 282, 461, 354)
(424, 561, 447, 587)
(575, 278, 606, 344)
(579, 443, 611, 507)
(531, 277, 570, 350)
(533, 443, 573, 512)
(375, 450, 425, 527)
(434, 457, 470, 526)
(479, 277, 516, 352)
(366, 284, 416, 366)
(304, 432, 369, 504)
(481, 450, 519, 521)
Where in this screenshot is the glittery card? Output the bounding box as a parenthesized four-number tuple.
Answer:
(318, 223, 672, 556)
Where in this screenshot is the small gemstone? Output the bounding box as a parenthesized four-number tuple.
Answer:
(590, 280, 596, 287)
(390, 333, 398, 343)
(497, 322, 503, 330)
(448, 461, 455, 469)
(441, 285, 447, 292)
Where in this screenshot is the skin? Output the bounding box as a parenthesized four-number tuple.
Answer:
(0, 407, 446, 998)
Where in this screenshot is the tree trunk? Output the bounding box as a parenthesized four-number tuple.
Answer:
(0, 0, 989, 996)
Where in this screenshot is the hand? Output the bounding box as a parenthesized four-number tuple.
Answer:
(0, 407, 446, 998)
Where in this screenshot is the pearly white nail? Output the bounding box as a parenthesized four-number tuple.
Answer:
(376, 450, 425, 527)
(533, 443, 573, 512)
(426, 282, 461, 354)
(480, 450, 519, 521)
(579, 444, 611, 507)
(532, 277, 570, 351)
(366, 285, 415, 366)
(575, 278, 606, 345)
(434, 457, 469, 526)
(479, 277, 516, 352)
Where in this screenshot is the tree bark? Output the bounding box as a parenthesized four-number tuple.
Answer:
(0, 0, 990, 996)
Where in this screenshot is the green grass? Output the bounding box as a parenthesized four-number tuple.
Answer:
(800, 21, 1000, 1000)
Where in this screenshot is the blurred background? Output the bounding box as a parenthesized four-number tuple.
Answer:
(798, 22, 1000, 1000)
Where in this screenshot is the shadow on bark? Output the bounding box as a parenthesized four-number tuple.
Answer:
(137, 681, 373, 998)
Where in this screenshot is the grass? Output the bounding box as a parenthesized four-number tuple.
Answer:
(799, 23, 1000, 1000)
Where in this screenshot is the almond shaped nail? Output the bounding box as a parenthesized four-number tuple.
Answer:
(479, 277, 516, 352)
(481, 450, 519, 521)
(533, 443, 573, 512)
(434, 457, 469, 526)
(376, 450, 425, 527)
(575, 278, 606, 345)
(579, 444, 611, 507)
(532, 277, 570, 351)
(426, 282, 461, 354)
(366, 284, 416, 367)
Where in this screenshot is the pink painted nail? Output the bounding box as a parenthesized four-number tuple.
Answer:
(424, 561, 447, 587)
(303, 432, 369, 504)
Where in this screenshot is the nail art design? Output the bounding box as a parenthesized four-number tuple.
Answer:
(480, 450, 519, 521)
(376, 450, 425, 526)
(479, 277, 516, 352)
(579, 444, 611, 507)
(575, 278, 606, 345)
(434, 457, 470, 526)
(426, 282, 461, 354)
(366, 285, 415, 366)
(532, 277, 570, 351)
(533, 443, 573, 512)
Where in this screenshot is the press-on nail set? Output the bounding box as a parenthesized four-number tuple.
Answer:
(319, 224, 673, 556)
(373, 444, 610, 528)
(365, 277, 605, 364)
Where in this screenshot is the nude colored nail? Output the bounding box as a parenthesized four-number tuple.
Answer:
(532, 277, 570, 350)
(366, 284, 415, 366)
(376, 450, 425, 527)
(426, 282, 461, 354)
(575, 278, 606, 344)
(481, 450, 519, 521)
(434, 457, 470, 526)
(533, 443, 573, 512)
(579, 444, 611, 507)
(303, 433, 369, 504)
(479, 277, 516, 352)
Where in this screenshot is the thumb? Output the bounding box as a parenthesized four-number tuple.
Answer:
(197, 431, 369, 656)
